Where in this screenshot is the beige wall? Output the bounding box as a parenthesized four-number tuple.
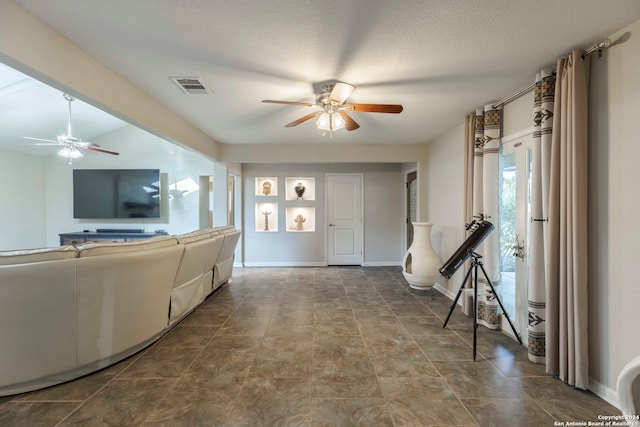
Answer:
(0, 150, 47, 250)
(222, 144, 430, 251)
(503, 90, 534, 137)
(219, 142, 426, 164)
(588, 18, 640, 401)
(422, 124, 466, 295)
(242, 163, 405, 266)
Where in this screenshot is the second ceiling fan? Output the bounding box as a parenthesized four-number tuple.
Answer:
(262, 82, 403, 134)
(24, 93, 120, 164)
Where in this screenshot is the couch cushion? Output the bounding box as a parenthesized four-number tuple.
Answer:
(212, 225, 235, 234)
(0, 246, 78, 266)
(78, 235, 178, 258)
(176, 229, 213, 245)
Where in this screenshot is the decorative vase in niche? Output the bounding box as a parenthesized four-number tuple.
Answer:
(402, 222, 442, 290)
(294, 182, 305, 199)
(262, 180, 272, 196)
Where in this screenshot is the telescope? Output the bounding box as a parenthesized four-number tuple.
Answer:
(439, 219, 495, 279)
(439, 218, 521, 360)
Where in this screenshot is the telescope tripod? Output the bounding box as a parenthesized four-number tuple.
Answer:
(442, 251, 522, 361)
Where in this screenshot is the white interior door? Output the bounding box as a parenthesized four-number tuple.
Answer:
(326, 174, 363, 265)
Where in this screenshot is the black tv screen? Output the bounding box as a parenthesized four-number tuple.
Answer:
(73, 169, 161, 219)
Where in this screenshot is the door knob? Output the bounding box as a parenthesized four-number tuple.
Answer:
(328, 223, 336, 227)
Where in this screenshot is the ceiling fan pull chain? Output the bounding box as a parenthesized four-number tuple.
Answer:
(67, 97, 73, 136)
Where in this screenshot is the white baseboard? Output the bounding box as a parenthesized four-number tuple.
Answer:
(242, 261, 327, 267)
(361, 261, 402, 267)
(241, 262, 402, 268)
(589, 377, 620, 410)
(233, 262, 243, 268)
(434, 282, 460, 303)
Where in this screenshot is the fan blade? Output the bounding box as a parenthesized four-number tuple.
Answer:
(262, 100, 315, 107)
(82, 142, 120, 155)
(328, 82, 356, 105)
(338, 110, 360, 131)
(344, 103, 404, 113)
(23, 136, 59, 143)
(285, 111, 321, 127)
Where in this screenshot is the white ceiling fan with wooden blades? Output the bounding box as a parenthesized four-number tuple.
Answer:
(24, 93, 120, 164)
(262, 82, 403, 135)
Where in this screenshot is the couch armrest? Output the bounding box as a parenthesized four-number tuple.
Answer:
(0, 259, 77, 390)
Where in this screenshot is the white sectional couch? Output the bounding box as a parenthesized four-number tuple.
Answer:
(213, 228, 242, 291)
(170, 230, 224, 325)
(0, 226, 240, 396)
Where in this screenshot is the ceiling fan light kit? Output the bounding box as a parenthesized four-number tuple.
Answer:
(23, 93, 120, 164)
(262, 82, 403, 136)
(316, 110, 346, 135)
(57, 146, 83, 163)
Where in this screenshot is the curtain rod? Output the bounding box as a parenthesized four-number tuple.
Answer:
(492, 38, 611, 109)
(582, 38, 612, 58)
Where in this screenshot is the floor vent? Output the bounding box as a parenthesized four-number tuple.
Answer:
(170, 77, 211, 95)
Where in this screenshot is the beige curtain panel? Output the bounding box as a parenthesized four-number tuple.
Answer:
(528, 69, 556, 365)
(545, 50, 591, 389)
(472, 105, 502, 330)
(463, 51, 590, 389)
(462, 113, 476, 316)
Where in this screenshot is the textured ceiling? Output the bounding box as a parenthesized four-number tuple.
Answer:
(6, 0, 640, 147)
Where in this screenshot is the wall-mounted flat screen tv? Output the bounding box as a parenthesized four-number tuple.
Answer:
(73, 169, 161, 219)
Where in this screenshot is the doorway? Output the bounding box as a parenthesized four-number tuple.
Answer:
(498, 132, 533, 342)
(326, 174, 363, 265)
(406, 171, 417, 249)
(227, 174, 235, 226)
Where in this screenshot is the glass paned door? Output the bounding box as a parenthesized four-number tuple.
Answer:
(498, 134, 532, 342)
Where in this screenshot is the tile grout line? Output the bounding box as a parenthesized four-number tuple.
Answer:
(127, 282, 243, 426)
(226, 270, 288, 422)
(366, 270, 403, 427)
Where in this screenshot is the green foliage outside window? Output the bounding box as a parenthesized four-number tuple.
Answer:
(500, 172, 516, 273)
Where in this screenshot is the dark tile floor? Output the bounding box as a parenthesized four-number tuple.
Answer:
(0, 267, 621, 426)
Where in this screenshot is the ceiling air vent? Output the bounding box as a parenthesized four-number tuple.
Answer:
(170, 77, 211, 95)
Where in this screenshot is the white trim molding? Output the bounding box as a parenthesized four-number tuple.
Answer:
(243, 262, 327, 267)
(434, 282, 459, 301)
(589, 377, 620, 410)
(362, 261, 402, 267)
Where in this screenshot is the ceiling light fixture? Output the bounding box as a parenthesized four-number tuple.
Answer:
(57, 144, 83, 164)
(316, 107, 345, 137)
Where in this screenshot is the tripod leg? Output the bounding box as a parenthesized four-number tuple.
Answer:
(473, 264, 478, 361)
(477, 262, 522, 344)
(442, 265, 474, 329)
